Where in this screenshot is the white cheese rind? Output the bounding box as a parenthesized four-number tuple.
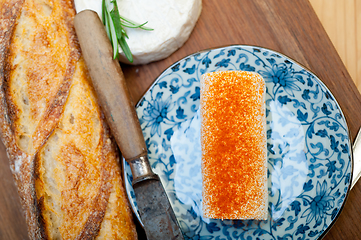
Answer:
(74, 0, 202, 65)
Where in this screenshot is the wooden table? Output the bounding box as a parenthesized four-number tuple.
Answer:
(310, 0, 361, 94)
(1, 0, 361, 239)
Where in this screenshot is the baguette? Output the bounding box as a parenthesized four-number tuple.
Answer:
(0, 0, 137, 239)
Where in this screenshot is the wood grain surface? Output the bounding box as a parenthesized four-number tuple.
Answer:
(310, 0, 361, 94)
(1, 0, 361, 239)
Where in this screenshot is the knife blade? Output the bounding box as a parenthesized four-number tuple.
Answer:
(351, 128, 361, 188)
(73, 10, 184, 240)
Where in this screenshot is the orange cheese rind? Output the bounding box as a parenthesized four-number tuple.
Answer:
(200, 70, 268, 220)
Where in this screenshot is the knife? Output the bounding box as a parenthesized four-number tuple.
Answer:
(352, 128, 361, 188)
(74, 10, 184, 240)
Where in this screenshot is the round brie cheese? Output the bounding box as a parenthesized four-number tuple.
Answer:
(75, 0, 202, 65)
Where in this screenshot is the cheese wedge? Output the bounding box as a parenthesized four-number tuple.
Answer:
(201, 70, 268, 220)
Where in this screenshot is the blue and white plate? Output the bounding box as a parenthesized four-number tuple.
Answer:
(123, 45, 353, 239)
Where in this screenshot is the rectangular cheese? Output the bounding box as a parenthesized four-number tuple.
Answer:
(200, 70, 268, 220)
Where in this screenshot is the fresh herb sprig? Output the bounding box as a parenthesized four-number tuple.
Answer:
(102, 0, 153, 62)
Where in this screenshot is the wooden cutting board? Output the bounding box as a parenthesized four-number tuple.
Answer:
(1, 0, 361, 239)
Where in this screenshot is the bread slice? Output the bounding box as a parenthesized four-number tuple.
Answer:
(0, 0, 137, 238)
(200, 70, 268, 220)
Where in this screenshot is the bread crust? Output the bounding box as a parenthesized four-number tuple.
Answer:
(0, 0, 137, 239)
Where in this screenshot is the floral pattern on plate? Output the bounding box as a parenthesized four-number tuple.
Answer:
(123, 45, 352, 240)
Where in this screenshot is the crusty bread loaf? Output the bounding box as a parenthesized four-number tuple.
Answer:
(201, 71, 268, 220)
(0, 0, 137, 239)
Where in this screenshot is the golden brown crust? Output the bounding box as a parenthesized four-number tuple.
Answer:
(0, 1, 43, 238)
(0, 0, 24, 170)
(0, 0, 137, 239)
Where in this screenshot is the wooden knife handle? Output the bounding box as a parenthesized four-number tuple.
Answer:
(74, 10, 147, 161)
